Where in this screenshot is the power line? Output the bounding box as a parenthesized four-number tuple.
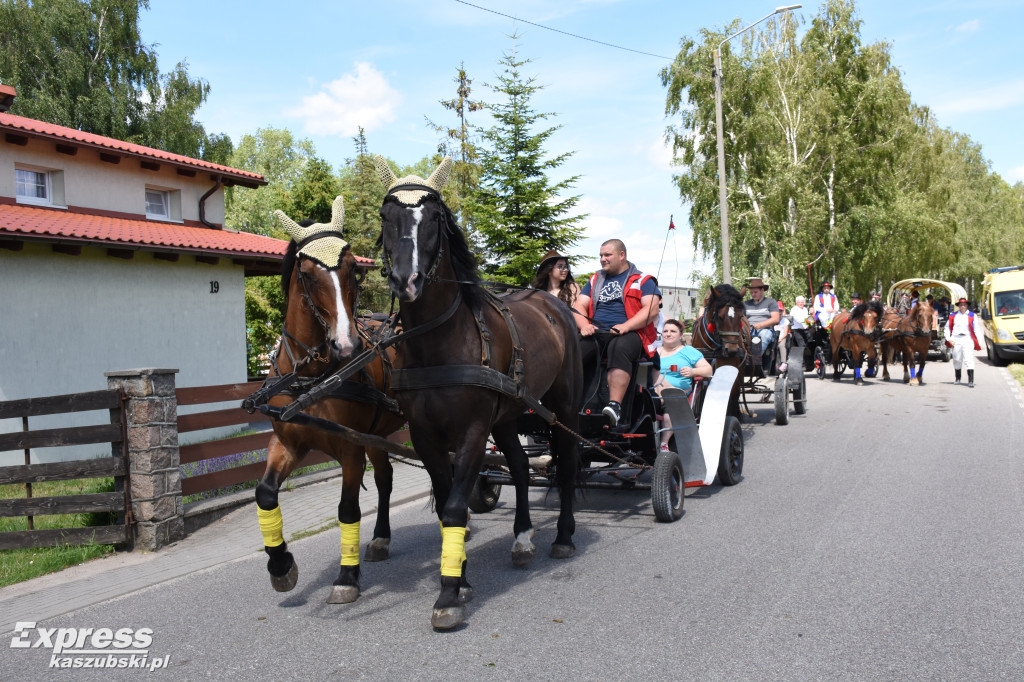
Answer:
(454, 0, 674, 61)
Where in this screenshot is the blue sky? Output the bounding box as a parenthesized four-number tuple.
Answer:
(140, 0, 1024, 286)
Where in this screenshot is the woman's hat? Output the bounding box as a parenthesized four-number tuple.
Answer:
(539, 249, 566, 267)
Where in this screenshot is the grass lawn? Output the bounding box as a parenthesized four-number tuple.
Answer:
(0, 477, 117, 588)
(1008, 363, 1024, 387)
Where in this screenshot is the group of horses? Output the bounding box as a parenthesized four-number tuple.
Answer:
(251, 157, 582, 630)
(690, 283, 936, 399)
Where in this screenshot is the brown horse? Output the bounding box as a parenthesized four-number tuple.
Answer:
(829, 301, 883, 383)
(880, 300, 934, 385)
(375, 156, 583, 630)
(253, 197, 405, 605)
(690, 284, 749, 417)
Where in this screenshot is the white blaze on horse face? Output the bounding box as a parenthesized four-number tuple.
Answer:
(727, 306, 735, 318)
(327, 270, 355, 356)
(404, 205, 423, 296)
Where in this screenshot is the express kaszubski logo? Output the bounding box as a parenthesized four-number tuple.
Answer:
(10, 622, 170, 671)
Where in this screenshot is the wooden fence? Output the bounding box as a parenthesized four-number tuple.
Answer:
(177, 381, 334, 498)
(0, 389, 131, 550)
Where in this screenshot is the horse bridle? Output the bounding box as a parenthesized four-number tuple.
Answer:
(696, 297, 747, 357)
(275, 250, 362, 374)
(379, 184, 449, 288)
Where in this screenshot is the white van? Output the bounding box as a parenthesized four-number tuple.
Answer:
(980, 266, 1024, 365)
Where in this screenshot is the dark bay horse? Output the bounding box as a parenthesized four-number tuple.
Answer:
(828, 301, 883, 383)
(880, 300, 934, 385)
(375, 156, 583, 630)
(254, 197, 405, 604)
(691, 284, 749, 417)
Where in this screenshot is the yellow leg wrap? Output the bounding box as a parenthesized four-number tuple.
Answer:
(257, 505, 284, 548)
(440, 525, 467, 578)
(339, 522, 360, 566)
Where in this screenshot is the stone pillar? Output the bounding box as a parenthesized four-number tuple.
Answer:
(105, 368, 183, 551)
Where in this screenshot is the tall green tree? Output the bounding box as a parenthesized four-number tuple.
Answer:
(426, 63, 485, 241)
(0, 0, 224, 158)
(290, 156, 339, 224)
(467, 40, 585, 284)
(338, 128, 390, 312)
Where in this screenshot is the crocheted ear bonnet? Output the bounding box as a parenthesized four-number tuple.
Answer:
(374, 156, 452, 204)
(273, 195, 348, 270)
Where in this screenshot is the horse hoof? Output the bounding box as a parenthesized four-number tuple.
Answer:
(326, 584, 359, 604)
(458, 585, 473, 603)
(431, 606, 465, 630)
(550, 543, 576, 560)
(364, 538, 390, 562)
(511, 530, 536, 567)
(270, 562, 298, 593)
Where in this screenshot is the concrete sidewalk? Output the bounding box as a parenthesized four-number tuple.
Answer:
(0, 461, 432, 634)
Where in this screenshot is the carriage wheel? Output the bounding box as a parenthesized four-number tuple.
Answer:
(814, 346, 827, 380)
(468, 475, 501, 513)
(774, 375, 790, 425)
(651, 449, 684, 522)
(793, 371, 807, 415)
(837, 351, 848, 376)
(717, 417, 744, 486)
(941, 346, 951, 362)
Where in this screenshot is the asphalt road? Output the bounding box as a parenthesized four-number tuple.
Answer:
(4, 354, 1023, 681)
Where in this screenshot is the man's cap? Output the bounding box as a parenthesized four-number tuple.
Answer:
(822, 281, 832, 287)
(851, 292, 862, 300)
(748, 277, 767, 289)
(957, 297, 969, 304)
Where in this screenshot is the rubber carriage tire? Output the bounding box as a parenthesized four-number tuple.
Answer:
(837, 350, 848, 376)
(774, 375, 789, 425)
(651, 449, 684, 522)
(468, 474, 501, 513)
(942, 346, 951, 362)
(717, 416, 744, 486)
(814, 346, 827, 381)
(793, 372, 807, 415)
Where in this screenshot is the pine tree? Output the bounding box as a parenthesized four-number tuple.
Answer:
(426, 63, 485, 238)
(290, 156, 339, 223)
(339, 127, 389, 312)
(468, 41, 586, 284)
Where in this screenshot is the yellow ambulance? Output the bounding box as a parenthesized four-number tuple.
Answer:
(980, 265, 1024, 365)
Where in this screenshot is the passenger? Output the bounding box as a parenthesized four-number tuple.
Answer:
(651, 319, 712, 452)
(531, 249, 580, 308)
(774, 301, 791, 373)
(849, 291, 863, 311)
(743, 277, 779, 374)
(813, 281, 840, 328)
(789, 295, 810, 367)
(574, 239, 662, 426)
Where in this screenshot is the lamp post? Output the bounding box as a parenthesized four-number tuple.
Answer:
(713, 4, 800, 286)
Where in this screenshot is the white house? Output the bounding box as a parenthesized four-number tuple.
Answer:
(0, 85, 305, 464)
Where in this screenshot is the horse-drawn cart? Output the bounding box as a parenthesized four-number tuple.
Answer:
(886, 278, 968, 362)
(471, 364, 744, 523)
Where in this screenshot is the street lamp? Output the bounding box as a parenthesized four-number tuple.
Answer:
(713, 4, 800, 285)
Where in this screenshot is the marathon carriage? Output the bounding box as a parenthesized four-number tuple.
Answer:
(886, 278, 968, 363)
(471, 345, 744, 524)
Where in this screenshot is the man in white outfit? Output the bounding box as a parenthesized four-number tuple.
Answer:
(947, 297, 983, 387)
(812, 282, 840, 328)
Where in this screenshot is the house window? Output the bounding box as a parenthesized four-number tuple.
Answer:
(15, 166, 65, 207)
(146, 188, 169, 218)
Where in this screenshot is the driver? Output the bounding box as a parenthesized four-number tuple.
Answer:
(813, 281, 840, 328)
(743, 277, 779, 374)
(574, 239, 661, 426)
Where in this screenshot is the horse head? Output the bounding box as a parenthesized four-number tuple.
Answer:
(276, 197, 360, 365)
(374, 156, 455, 302)
(910, 300, 933, 332)
(705, 284, 747, 357)
(848, 300, 882, 337)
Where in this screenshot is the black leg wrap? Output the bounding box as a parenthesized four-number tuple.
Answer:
(265, 542, 294, 577)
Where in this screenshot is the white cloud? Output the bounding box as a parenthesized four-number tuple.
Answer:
(932, 78, 1024, 116)
(284, 62, 402, 136)
(1005, 165, 1024, 183)
(954, 19, 981, 33)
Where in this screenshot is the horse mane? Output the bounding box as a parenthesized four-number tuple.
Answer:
(709, 283, 744, 312)
(439, 199, 484, 310)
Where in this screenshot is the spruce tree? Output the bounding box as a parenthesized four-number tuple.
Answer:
(468, 41, 586, 284)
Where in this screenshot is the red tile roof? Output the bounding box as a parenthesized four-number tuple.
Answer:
(0, 203, 375, 266)
(0, 112, 266, 187)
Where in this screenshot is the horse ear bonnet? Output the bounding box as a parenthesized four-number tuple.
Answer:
(374, 155, 452, 205)
(273, 196, 348, 270)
